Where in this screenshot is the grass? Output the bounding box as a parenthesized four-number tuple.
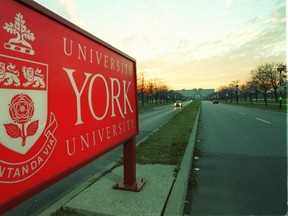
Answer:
(136, 101, 200, 167)
(221, 99, 287, 112)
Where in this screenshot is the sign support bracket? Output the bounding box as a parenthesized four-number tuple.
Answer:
(113, 138, 146, 192)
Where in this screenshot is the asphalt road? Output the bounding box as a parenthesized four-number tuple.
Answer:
(4, 102, 188, 216)
(185, 101, 287, 215)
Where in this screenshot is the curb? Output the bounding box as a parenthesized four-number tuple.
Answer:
(163, 106, 201, 216)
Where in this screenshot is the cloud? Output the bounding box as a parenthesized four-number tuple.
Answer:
(135, 1, 285, 90)
(186, 26, 262, 61)
(58, 0, 83, 26)
(270, 5, 286, 24)
(223, 0, 233, 7)
(229, 6, 285, 59)
(139, 4, 286, 90)
(192, 3, 285, 61)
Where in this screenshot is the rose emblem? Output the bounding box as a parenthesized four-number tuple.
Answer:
(9, 94, 34, 124)
(4, 93, 38, 146)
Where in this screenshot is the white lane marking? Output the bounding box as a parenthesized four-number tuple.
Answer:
(238, 112, 245, 115)
(255, 118, 271, 124)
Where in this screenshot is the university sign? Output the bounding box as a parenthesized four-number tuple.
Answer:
(0, 0, 141, 213)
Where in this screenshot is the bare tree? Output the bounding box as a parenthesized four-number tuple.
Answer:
(246, 79, 260, 103)
(239, 83, 248, 101)
(260, 63, 280, 102)
(137, 71, 146, 106)
(251, 66, 272, 106)
(214, 62, 286, 105)
(227, 80, 240, 103)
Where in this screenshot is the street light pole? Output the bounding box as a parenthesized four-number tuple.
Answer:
(277, 65, 284, 109)
(141, 72, 144, 107)
(236, 85, 239, 104)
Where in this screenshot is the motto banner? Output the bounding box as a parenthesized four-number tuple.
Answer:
(0, 0, 138, 212)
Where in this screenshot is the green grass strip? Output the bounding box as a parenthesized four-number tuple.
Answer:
(136, 101, 200, 166)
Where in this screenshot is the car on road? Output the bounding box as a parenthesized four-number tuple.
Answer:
(212, 99, 219, 104)
(174, 100, 183, 107)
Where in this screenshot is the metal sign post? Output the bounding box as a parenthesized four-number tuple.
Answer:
(114, 138, 146, 191)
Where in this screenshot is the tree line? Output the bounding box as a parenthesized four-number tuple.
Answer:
(137, 71, 183, 105)
(214, 62, 287, 106)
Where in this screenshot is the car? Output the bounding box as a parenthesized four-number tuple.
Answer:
(212, 99, 219, 104)
(174, 100, 183, 107)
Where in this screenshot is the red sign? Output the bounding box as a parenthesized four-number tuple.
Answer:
(0, 0, 138, 212)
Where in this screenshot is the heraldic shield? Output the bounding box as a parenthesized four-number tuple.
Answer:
(0, 54, 48, 155)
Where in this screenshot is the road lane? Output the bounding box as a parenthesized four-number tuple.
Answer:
(255, 117, 271, 124)
(4, 102, 188, 216)
(137, 103, 187, 143)
(198, 101, 286, 157)
(186, 101, 287, 215)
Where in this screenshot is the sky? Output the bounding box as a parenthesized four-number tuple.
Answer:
(34, 0, 286, 90)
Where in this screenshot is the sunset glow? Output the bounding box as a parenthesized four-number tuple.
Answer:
(34, 0, 286, 90)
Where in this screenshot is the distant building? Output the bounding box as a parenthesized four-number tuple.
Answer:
(175, 88, 214, 100)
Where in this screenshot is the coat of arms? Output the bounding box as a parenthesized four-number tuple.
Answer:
(3, 12, 35, 55)
(0, 9, 59, 185)
(0, 56, 48, 155)
(0, 13, 55, 156)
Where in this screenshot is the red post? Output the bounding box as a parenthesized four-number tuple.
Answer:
(114, 137, 146, 192)
(124, 138, 136, 185)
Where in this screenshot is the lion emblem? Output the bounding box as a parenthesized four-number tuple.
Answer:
(0, 62, 21, 86)
(22, 66, 45, 88)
